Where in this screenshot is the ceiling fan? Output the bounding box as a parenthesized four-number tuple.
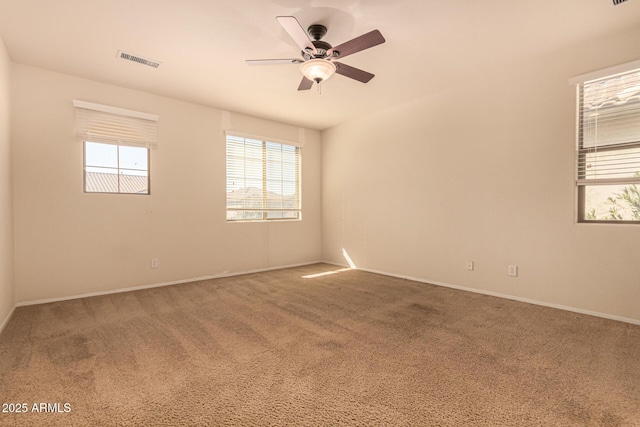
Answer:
(246, 16, 385, 91)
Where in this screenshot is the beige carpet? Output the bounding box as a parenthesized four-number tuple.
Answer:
(1, 263, 639, 426)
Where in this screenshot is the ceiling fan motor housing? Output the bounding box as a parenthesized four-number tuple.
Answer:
(302, 24, 337, 60)
(302, 40, 333, 60)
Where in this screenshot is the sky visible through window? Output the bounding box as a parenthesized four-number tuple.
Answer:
(85, 142, 148, 176)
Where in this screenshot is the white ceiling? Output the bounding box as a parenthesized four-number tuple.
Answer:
(1, 0, 640, 130)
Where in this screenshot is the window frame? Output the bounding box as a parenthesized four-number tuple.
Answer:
(225, 134, 302, 222)
(83, 141, 151, 195)
(575, 67, 640, 224)
(74, 100, 157, 196)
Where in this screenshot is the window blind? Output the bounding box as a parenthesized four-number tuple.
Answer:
(226, 134, 301, 221)
(73, 100, 158, 148)
(576, 68, 640, 186)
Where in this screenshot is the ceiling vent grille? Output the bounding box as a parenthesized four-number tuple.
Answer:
(609, 0, 629, 5)
(117, 50, 161, 68)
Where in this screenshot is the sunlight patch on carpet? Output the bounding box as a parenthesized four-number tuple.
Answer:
(302, 268, 352, 279)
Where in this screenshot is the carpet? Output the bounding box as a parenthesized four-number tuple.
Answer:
(1, 263, 639, 426)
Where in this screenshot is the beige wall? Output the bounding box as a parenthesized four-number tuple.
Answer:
(11, 65, 322, 303)
(322, 26, 640, 322)
(0, 36, 14, 328)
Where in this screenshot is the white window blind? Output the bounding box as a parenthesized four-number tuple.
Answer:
(73, 100, 158, 148)
(577, 68, 640, 186)
(575, 65, 640, 222)
(226, 133, 301, 221)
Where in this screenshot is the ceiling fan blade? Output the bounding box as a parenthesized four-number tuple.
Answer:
(327, 30, 385, 59)
(276, 16, 317, 55)
(334, 62, 375, 83)
(298, 77, 314, 91)
(246, 59, 304, 65)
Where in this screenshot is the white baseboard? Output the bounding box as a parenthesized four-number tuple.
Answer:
(14, 259, 640, 327)
(322, 260, 640, 326)
(16, 261, 323, 307)
(0, 304, 16, 335)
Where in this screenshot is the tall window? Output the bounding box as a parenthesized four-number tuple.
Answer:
(74, 100, 158, 195)
(576, 67, 640, 223)
(226, 134, 301, 221)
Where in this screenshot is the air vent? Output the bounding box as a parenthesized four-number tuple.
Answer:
(117, 50, 161, 68)
(608, 0, 629, 5)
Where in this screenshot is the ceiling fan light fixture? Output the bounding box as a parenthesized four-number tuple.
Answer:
(300, 59, 336, 83)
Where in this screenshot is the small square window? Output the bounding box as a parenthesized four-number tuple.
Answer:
(84, 141, 150, 194)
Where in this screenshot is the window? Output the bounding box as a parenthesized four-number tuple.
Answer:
(226, 133, 301, 221)
(84, 142, 149, 194)
(576, 66, 640, 223)
(74, 100, 158, 195)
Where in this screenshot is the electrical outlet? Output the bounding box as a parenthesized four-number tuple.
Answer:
(466, 261, 474, 271)
(151, 258, 159, 268)
(508, 265, 518, 277)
